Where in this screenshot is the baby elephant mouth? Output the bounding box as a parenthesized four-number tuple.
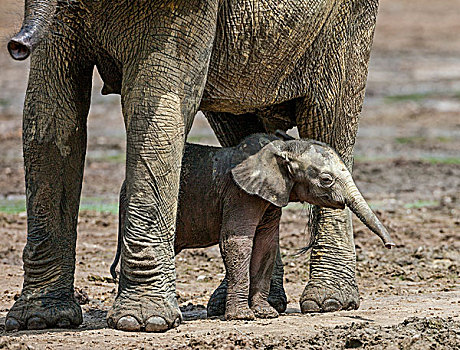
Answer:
(302, 196, 345, 210)
(315, 194, 346, 210)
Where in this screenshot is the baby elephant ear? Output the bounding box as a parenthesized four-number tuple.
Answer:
(231, 140, 293, 207)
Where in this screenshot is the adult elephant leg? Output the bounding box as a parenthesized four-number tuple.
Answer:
(205, 113, 287, 316)
(267, 246, 287, 313)
(296, 1, 378, 313)
(205, 112, 265, 147)
(5, 26, 93, 330)
(106, 1, 219, 332)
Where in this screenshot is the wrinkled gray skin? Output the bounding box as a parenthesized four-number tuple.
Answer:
(6, 0, 382, 332)
(111, 133, 394, 320)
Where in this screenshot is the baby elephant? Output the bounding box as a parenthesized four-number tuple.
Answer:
(111, 133, 394, 321)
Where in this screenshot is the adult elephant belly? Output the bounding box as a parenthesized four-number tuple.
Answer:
(201, 0, 334, 113)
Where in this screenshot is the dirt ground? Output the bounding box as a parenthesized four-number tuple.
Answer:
(0, 0, 459, 349)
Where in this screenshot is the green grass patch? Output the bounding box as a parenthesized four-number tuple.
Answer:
(87, 153, 125, 163)
(187, 135, 206, 143)
(0, 199, 26, 213)
(421, 156, 460, 165)
(404, 200, 439, 209)
(435, 136, 454, 143)
(384, 92, 432, 103)
(104, 153, 125, 163)
(395, 136, 426, 144)
(0, 198, 118, 214)
(395, 136, 454, 145)
(79, 197, 118, 214)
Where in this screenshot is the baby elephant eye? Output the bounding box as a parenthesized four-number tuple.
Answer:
(319, 173, 334, 187)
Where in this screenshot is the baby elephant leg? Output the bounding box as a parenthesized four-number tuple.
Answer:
(221, 234, 255, 321)
(249, 206, 281, 319)
(207, 208, 286, 317)
(220, 197, 267, 321)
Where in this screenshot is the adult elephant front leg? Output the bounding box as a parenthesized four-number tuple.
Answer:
(106, 1, 219, 332)
(296, 1, 379, 313)
(5, 22, 93, 330)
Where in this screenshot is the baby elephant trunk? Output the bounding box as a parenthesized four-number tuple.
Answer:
(342, 175, 395, 249)
(7, 0, 58, 60)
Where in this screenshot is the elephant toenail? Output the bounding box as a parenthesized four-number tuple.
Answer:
(173, 317, 181, 328)
(345, 301, 359, 311)
(56, 318, 71, 328)
(145, 316, 168, 332)
(117, 316, 141, 331)
(300, 300, 321, 313)
(5, 317, 21, 331)
(27, 316, 47, 330)
(323, 299, 342, 312)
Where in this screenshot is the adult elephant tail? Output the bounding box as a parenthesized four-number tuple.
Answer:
(111, 181, 127, 281)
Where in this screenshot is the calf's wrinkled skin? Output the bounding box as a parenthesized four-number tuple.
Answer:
(111, 133, 394, 321)
(7, 0, 382, 332)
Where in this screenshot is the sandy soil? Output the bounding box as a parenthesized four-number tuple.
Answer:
(0, 0, 459, 349)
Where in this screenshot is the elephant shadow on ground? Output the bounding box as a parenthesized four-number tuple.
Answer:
(180, 303, 209, 321)
(179, 303, 306, 322)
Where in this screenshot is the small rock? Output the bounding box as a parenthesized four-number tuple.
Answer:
(345, 337, 363, 348)
(74, 287, 90, 305)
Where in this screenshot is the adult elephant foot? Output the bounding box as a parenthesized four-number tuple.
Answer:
(298, 204, 360, 314)
(5, 291, 82, 331)
(107, 288, 182, 332)
(300, 280, 360, 313)
(207, 278, 287, 317)
(266, 286, 287, 314)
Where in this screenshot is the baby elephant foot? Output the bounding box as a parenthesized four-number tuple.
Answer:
(300, 281, 359, 313)
(251, 300, 279, 319)
(225, 303, 255, 321)
(107, 288, 182, 332)
(5, 291, 82, 331)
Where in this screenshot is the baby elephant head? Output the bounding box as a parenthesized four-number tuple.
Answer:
(231, 137, 395, 249)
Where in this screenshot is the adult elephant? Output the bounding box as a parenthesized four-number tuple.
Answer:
(6, 0, 380, 332)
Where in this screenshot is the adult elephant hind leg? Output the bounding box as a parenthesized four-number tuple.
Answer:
(106, 1, 220, 332)
(5, 28, 93, 330)
(296, 0, 379, 313)
(205, 112, 266, 147)
(267, 247, 287, 313)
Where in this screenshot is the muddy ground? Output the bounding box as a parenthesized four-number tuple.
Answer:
(0, 0, 459, 349)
